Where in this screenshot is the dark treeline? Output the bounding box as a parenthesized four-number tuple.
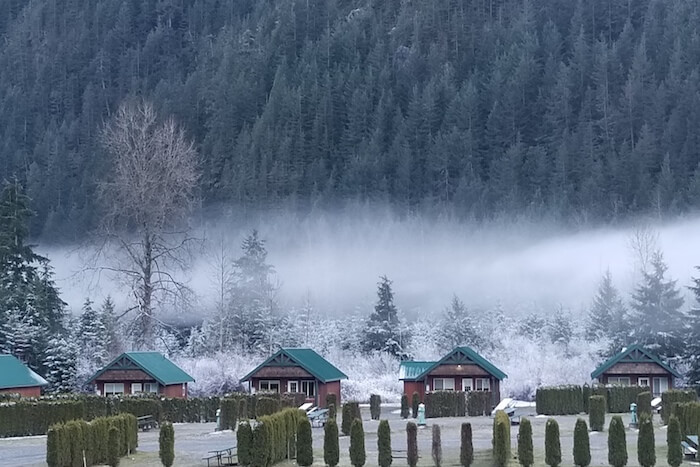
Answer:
(3, 0, 700, 240)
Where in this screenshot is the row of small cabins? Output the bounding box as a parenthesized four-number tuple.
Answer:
(0, 345, 681, 406)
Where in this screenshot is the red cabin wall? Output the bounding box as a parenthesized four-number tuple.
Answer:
(402, 381, 425, 402)
(318, 381, 341, 408)
(162, 383, 188, 398)
(0, 386, 42, 397)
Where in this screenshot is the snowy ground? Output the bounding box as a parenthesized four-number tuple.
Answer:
(0, 407, 692, 466)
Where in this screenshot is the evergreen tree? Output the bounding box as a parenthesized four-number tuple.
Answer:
(378, 420, 392, 467)
(296, 418, 313, 466)
(44, 336, 77, 393)
(667, 416, 682, 467)
(545, 418, 561, 467)
(548, 308, 574, 346)
(349, 419, 366, 467)
(438, 295, 481, 351)
(573, 418, 591, 467)
(407, 422, 418, 467)
(324, 418, 340, 467)
(687, 267, 700, 385)
(159, 422, 175, 467)
(637, 415, 655, 467)
(608, 416, 628, 467)
(629, 252, 685, 358)
(586, 270, 628, 345)
(518, 417, 534, 467)
(432, 424, 442, 467)
(78, 298, 109, 372)
(362, 276, 406, 358)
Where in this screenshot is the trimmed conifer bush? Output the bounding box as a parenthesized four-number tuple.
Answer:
(661, 389, 698, 424)
(589, 396, 606, 431)
(252, 421, 270, 467)
(573, 418, 590, 467)
(159, 422, 175, 467)
(467, 391, 492, 416)
(342, 403, 353, 436)
(461, 422, 474, 467)
(238, 398, 248, 420)
(326, 393, 338, 419)
(412, 392, 420, 418)
(107, 426, 120, 467)
(607, 415, 627, 467)
(370, 394, 381, 420)
(46, 424, 60, 467)
(545, 418, 561, 467)
(401, 394, 409, 419)
(220, 398, 239, 430)
(349, 418, 366, 467)
(667, 415, 683, 467)
(637, 414, 655, 467)
(296, 418, 313, 466)
(493, 410, 510, 467)
(324, 418, 340, 467)
(237, 421, 252, 465)
(432, 424, 442, 467)
(636, 392, 652, 419)
(407, 421, 418, 467)
(582, 385, 591, 414)
(518, 417, 533, 467)
(378, 420, 392, 467)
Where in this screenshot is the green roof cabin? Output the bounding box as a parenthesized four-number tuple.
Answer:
(399, 346, 507, 408)
(241, 348, 348, 407)
(88, 352, 195, 399)
(0, 354, 48, 397)
(591, 344, 681, 397)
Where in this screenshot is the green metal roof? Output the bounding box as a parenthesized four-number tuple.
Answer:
(402, 347, 507, 381)
(0, 354, 48, 389)
(89, 352, 195, 386)
(591, 344, 681, 379)
(399, 361, 436, 381)
(241, 348, 348, 383)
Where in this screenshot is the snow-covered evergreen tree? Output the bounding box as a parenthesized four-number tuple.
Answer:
(686, 267, 700, 385)
(44, 336, 78, 393)
(100, 296, 122, 359)
(362, 276, 408, 358)
(548, 307, 574, 346)
(438, 295, 481, 351)
(586, 270, 629, 353)
(629, 252, 685, 358)
(518, 312, 548, 341)
(77, 298, 109, 373)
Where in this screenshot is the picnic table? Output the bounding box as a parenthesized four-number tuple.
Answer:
(203, 446, 237, 466)
(307, 408, 329, 427)
(137, 415, 157, 431)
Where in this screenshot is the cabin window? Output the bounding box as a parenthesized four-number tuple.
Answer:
(607, 377, 631, 386)
(259, 380, 280, 393)
(652, 377, 668, 396)
(288, 381, 299, 393)
(475, 378, 490, 391)
(144, 383, 159, 393)
(638, 377, 650, 387)
(301, 380, 316, 397)
(433, 378, 455, 391)
(104, 383, 125, 396)
(131, 383, 142, 393)
(462, 378, 473, 392)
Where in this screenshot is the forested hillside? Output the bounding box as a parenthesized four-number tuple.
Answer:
(2, 0, 700, 240)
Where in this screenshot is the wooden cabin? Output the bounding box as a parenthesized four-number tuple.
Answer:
(241, 348, 347, 407)
(0, 354, 48, 397)
(591, 345, 680, 397)
(399, 346, 507, 406)
(88, 352, 195, 398)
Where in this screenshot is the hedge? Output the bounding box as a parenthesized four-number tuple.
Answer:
(636, 392, 652, 419)
(536, 386, 583, 415)
(493, 410, 510, 467)
(370, 394, 381, 420)
(252, 408, 307, 467)
(672, 401, 700, 437)
(467, 391, 492, 416)
(662, 390, 698, 424)
(425, 391, 466, 418)
(237, 421, 253, 465)
(605, 386, 649, 414)
(46, 414, 137, 467)
(220, 398, 239, 430)
(589, 396, 606, 432)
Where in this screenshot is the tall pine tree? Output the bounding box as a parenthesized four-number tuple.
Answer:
(362, 276, 407, 358)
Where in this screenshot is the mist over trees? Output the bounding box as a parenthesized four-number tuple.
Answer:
(3, 0, 700, 241)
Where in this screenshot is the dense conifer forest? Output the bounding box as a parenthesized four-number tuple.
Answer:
(2, 0, 700, 240)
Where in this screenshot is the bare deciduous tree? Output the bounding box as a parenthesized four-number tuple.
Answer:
(95, 99, 199, 349)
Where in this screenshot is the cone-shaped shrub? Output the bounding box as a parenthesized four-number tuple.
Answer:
(296, 418, 313, 466)
(349, 419, 366, 467)
(407, 421, 418, 467)
(607, 416, 627, 467)
(370, 395, 381, 420)
(637, 414, 655, 467)
(667, 415, 683, 467)
(573, 418, 590, 467)
(238, 398, 248, 420)
(159, 422, 175, 467)
(518, 417, 533, 467)
(46, 425, 60, 467)
(378, 420, 392, 467)
(237, 421, 252, 466)
(589, 396, 606, 432)
(493, 410, 510, 467)
(107, 426, 120, 467)
(401, 394, 410, 419)
(412, 392, 420, 418)
(326, 393, 338, 414)
(432, 424, 442, 467)
(252, 421, 269, 467)
(461, 422, 474, 467)
(545, 418, 561, 467)
(324, 418, 340, 467)
(637, 392, 652, 419)
(342, 403, 353, 436)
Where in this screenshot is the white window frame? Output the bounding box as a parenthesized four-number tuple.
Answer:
(433, 378, 455, 391)
(475, 378, 491, 391)
(652, 377, 668, 396)
(131, 383, 142, 394)
(143, 382, 159, 393)
(301, 380, 316, 397)
(104, 383, 125, 396)
(287, 381, 299, 393)
(638, 377, 650, 387)
(259, 380, 281, 393)
(608, 377, 631, 386)
(462, 378, 473, 392)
